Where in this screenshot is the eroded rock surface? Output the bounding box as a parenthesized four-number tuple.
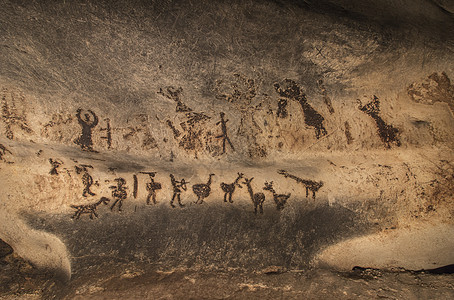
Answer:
(0, 0, 453, 297)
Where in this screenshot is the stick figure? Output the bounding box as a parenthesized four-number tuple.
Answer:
(216, 112, 235, 154)
(75, 165, 96, 197)
(110, 177, 128, 212)
(170, 174, 188, 208)
(141, 172, 162, 205)
(1, 89, 33, 140)
(75, 108, 98, 151)
(100, 118, 112, 149)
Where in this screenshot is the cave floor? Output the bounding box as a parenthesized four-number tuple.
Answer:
(1, 255, 453, 300)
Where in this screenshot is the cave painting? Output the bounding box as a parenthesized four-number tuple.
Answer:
(63, 167, 329, 218)
(0, 143, 12, 162)
(278, 170, 323, 199)
(166, 120, 181, 138)
(358, 96, 401, 148)
(158, 86, 192, 113)
(220, 172, 243, 203)
(178, 112, 212, 158)
(277, 99, 289, 118)
(216, 112, 235, 154)
(74, 108, 99, 152)
(75, 164, 96, 197)
(192, 174, 215, 204)
(170, 174, 188, 208)
(344, 121, 354, 144)
(158, 86, 214, 158)
(407, 72, 454, 113)
(141, 172, 162, 205)
(49, 158, 63, 175)
(71, 197, 110, 220)
(243, 176, 266, 214)
(274, 79, 327, 139)
(100, 118, 112, 149)
(166, 110, 214, 158)
(318, 79, 335, 114)
(1, 88, 33, 140)
(123, 114, 158, 150)
(263, 181, 291, 210)
(110, 177, 128, 212)
(133, 174, 138, 199)
(216, 74, 266, 158)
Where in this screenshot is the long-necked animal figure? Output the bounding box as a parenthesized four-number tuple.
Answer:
(278, 170, 323, 199)
(220, 172, 243, 203)
(263, 181, 291, 210)
(71, 197, 110, 220)
(243, 177, 266, 214)
(274, 79, 327, 139)
(192, 174, 215, 204)
(358, 96, 401, 148)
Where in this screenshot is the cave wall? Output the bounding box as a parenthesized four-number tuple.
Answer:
(0, 0, 453, 279)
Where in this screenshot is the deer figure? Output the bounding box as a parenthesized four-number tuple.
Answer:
(278, 170, 323, 199)
(71, 197, 110, 220)
(243, 177, 266, 214)
(192, 174, 215, 204)
(263, 181, 291, 210)
(220, 172, 243, 203)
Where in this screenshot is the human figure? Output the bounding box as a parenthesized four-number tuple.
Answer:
(76, 165, 96, 197)
(216, 112, 235, 154)
(75, 108, 98, 151)
(110, 178, 128, 212)
(1, 91, 33, 140)
(100, 118, 112, 149)
(170, 174, 187, 208)
(142, 172, 162, 205)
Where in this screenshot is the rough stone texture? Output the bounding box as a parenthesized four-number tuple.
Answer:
(0, 0, 453, 297)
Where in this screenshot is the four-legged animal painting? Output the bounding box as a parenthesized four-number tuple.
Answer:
(71, 197, 110, 219)
(69, 170, 323, 219)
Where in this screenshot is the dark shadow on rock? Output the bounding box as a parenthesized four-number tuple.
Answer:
(27, 201, 369, 278)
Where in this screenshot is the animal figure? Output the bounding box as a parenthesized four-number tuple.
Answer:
(278, 170, 323, 199)
(192, 174, 215, 204)
(274, 79, 327, 139)
(358, 96, 401, 148)
(71, 197, 110, 220)
(243, 177, 266, 214)
(220, 173, 243, 203)
(263, 181, 291, 210)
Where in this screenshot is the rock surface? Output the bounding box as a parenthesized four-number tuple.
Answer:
(0, 0, 453, 297)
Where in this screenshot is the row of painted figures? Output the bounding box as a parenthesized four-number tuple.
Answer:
(70, 170, 323, 220)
